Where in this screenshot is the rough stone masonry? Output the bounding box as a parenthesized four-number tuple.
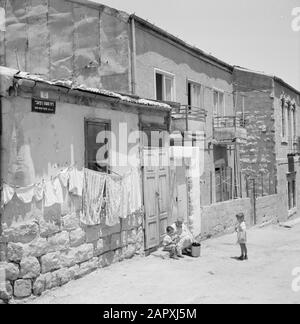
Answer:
(0, 201, 144, 303)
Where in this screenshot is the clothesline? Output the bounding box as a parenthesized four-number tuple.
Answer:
(1, 166, 142, 211)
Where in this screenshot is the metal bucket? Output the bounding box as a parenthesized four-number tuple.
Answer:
(191, 243, 201, 258)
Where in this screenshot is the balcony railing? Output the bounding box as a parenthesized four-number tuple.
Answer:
(213, 116, 248, 144)
(213, 116, 247, 129)
(171, 105, 207, 122)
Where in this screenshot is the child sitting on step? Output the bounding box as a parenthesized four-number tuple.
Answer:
(162, 226, 184, 260)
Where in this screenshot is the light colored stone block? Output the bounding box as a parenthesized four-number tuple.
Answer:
(70, 228, 86, 247)
(7, 243, 25, 262)
(14, 279, 32, 298)
(47, 231, 70, 252)
(63, 213, 79, 231)
(41, 252, 62, 273)
(2, 262, 19, 281)
(20, 257, 40, 279)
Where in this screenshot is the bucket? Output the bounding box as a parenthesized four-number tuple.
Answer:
(191, 243, 201, 258)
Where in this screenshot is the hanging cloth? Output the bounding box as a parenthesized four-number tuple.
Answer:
(34, 182, 44, 202)
(81, 169, 106, 226)
(69, 168, 84, 197)
(44, 180, 58, 207)
(1, 183, 15, 207)
(121, 173, 131, 219)
(53, 177, 64, 204)
(59, 168, 69, 188)
(105, 175, 122, 227)
(15, 185, 35, 204)
(129, 168, 142, 214)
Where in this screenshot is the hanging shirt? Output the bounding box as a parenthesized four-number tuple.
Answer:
(106, 175, 122, 227)
(1, 184, 15, 207)
(69, 168, 84, 196)
(59, 168, 69, 188)
(44, 180, 58, 207)
(16, 185, 35, 204)
(53, 177, 64, 205)
(81, 169, 106, 226)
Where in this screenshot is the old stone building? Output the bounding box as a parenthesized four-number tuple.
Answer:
(0, 0, 299, 303)
(0, 0, 250, 246)
(234, 67, 300, 223)
(0, 66, 171, 301)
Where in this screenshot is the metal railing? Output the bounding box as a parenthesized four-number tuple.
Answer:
(171, 105, 207, 122)
(213, 116, 247, 129)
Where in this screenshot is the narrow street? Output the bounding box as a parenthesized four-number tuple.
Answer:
(27, 223, 300, 304)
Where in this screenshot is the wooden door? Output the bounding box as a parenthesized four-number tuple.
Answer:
(143, 148, 170, 250)
(157, 149, 170, 243)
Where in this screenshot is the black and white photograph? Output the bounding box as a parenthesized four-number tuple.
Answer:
(0, 0, 300, 307)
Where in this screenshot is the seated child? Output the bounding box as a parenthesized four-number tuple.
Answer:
(162, 226, 184, 259)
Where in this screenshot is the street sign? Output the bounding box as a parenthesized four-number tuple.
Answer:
(32, 98, 56, 114)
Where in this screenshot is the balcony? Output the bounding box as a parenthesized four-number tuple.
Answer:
(171, 105, 207, 131)
(213, 116, 247, 144)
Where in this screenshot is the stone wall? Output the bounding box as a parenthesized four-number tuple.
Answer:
(255, 194, 285, 224)
(0, 194, 144, 302)
(233, 69, 277, 196)
(201, 198, 252, 239)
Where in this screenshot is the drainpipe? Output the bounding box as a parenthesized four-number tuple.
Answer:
(130, 15, 137, 95)
(0, 95, 3, 262)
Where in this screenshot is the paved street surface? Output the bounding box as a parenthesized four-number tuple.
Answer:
(28, 223, 300, 304)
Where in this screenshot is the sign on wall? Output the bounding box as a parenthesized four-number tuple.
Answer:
(32, 98, 56, 114)
(0, 7, 5, 32)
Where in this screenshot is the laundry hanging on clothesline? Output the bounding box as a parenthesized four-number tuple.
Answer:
(69, 168, 84, 197)
(1, 183, 15, 207)
(1, 166, 143, 227)
(81, 169, 106, 226)
(0, 165, 83, 207)
(105, 175, 123, 227)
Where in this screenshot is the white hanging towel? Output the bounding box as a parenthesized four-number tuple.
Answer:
(34, 183, 44, 202)
(53, 177, 64, 205)
(59, 168, 69, 188)
(1, 183, 15, 207)
(16, 185, 35, 204)
(44, 180, 58, 207)
(69, 168, 84, 197)
(129, 168, 142, 214)
(121, 173, 131, 219)
(81, 169, 106, 226)
(106, 175, 122, 227)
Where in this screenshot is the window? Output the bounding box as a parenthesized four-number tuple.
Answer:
(281, 99, 286, 138)
(85, 120, 110, 173)
(213, 90, 225, 117)
(188, 82, 201, 109)
(155, 70, 175, 102)
(288, 178, 297, 210)
(293, 105, 297, 142)
(288, 103, 292, 141)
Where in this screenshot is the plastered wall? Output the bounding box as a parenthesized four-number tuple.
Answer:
(0, 0, 131, 93)
(0, 91, 145, 302)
